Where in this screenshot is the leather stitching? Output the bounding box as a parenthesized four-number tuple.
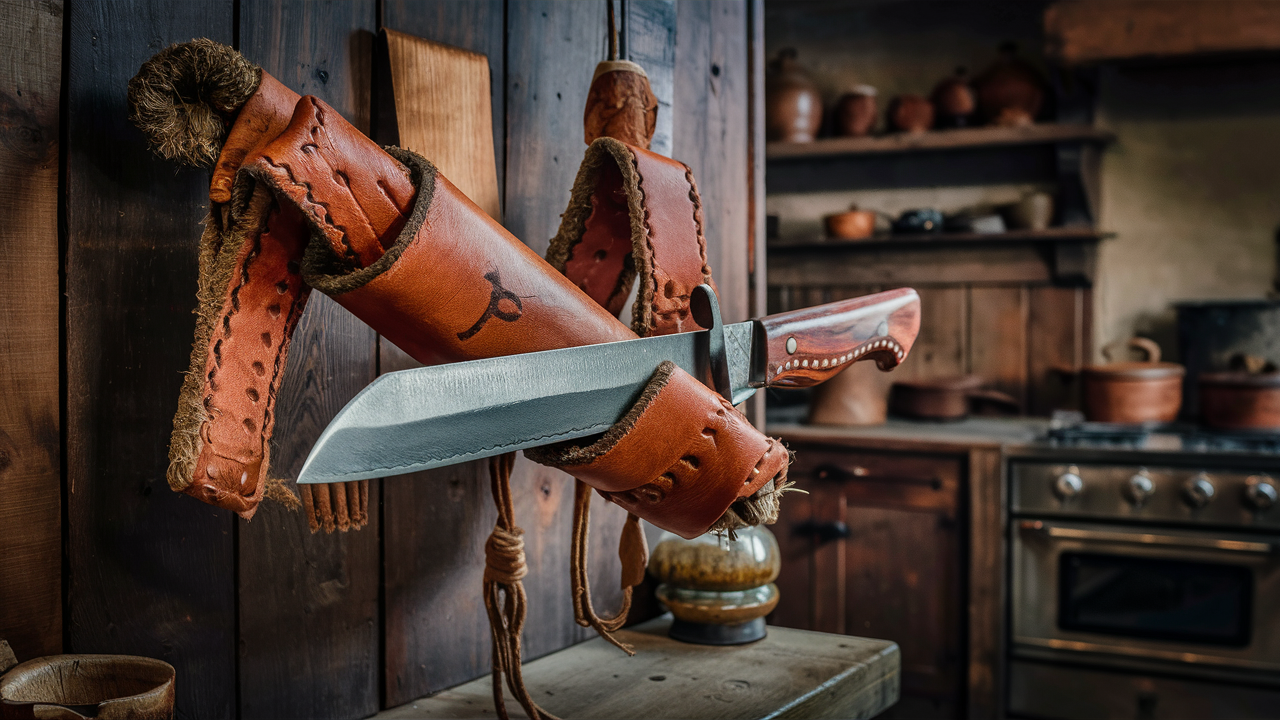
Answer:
(682, 162, 714, 282)
(630, 149, 659, 337)
(262, 154, 358, 266)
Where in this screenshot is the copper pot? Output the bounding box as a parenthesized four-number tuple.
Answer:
(1082, 338, 1184, 424)
(1200, 372, 1280, 430)
(931, 66, 975, 128)
(765, 49, 823, 143)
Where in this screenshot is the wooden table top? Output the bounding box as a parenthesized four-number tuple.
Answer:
(377, 615, 900, 719)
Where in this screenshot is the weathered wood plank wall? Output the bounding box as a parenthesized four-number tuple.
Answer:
(0, 0, 62, 663)
(14, 1, 759, 718)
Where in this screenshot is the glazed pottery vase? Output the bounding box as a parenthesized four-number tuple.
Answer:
(888, 94, 934, 134)
(765, 48, 823, 143)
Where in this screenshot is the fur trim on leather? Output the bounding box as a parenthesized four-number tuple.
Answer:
(127, 38, 261, 168)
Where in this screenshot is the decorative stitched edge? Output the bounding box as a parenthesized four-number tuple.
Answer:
(545, 138, 655, 336)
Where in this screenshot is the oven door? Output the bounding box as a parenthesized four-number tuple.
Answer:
(1012, 519, 1280, 672)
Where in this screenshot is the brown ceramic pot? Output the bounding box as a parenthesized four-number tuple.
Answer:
(834, 85, 877, 137)
(765, 48, 823, 143)
(1199, 372, 1280, 430)
(889, 375, 1020, 421)
(973, 43, 1045, 127)
(824, 208, 877, 240)
(888, 94, 935, 134)
(931, 67, 976, 128)
(1082, 338, 1185, 424)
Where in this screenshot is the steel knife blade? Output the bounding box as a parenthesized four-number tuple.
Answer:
(297, 287, 920, 485)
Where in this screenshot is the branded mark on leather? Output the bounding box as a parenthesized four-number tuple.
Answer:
(458, 270, 523, 341)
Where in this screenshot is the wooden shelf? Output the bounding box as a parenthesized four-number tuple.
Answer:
(769, 228, 1111, 253)
(767, 123, 1114, 161)
(767, 228, 1105, 286)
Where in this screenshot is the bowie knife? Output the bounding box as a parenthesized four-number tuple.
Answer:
(297, 286, 920, 485)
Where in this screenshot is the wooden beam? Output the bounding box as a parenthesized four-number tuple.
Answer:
(1046, 1, 1280, 64)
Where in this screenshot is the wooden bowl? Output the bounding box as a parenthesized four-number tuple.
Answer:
(824, 209, 876, 240)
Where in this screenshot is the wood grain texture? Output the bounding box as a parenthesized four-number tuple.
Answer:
(673, 0, 748, 325)
(235, 3, 381, 717)
(376, 1, 509, 706)
(376, 615, 900, 720)
(0, 0, 62, 662)
(893, 287, 967, 384)
(503, 0, 631, 665)
(968, 286, 1029, 407)
(384, 27, 500, 219)
(64, 1, 236, 717)
(1028, 285, 1085, 415)
(1046, 0, 1280, 64)
(966, 447, 1005, 720)
(623, 1, 674, 159)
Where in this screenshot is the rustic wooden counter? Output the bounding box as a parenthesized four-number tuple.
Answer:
(377, 615, 900, 719)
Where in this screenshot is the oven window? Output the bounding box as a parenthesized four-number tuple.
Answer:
(1058, 553, 1253, 647)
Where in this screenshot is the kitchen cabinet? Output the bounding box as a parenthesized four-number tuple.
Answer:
(769, 421, 1036, 720)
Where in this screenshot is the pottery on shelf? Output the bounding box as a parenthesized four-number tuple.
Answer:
(834, 85, 878, 137)
(973, 43, 1045, 127)
(766, 48, 823, 143)
(1002, 192, 1055, 230)
(887, 94, 934, 134)
(931, 66, 976, 128)
(825, 207, 877, 240)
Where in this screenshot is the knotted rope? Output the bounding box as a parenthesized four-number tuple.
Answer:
(483, 453, 558, 720)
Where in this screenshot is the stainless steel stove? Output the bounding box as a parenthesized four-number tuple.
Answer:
(1007, 433, 1280, 719)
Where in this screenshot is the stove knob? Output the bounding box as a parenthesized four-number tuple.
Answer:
(1125, 472, 1155, 506)
(1054, 470, 1083, 500)
(1245, 475, 1278, 512)
(1183, 473, 1216, 509)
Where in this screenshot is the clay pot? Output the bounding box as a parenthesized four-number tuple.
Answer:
(889, 375, 1020, 421)
(1082, 338, 1185, 424)
(973, 43, 1045, 127)
(834, 85, 878, 137)
(931, 67, 976, 128)
(888, 94, 934, 133)
(765, 48, 823, 143)
(824, 208, 877, 240)
(1200, 372, 1280, 430)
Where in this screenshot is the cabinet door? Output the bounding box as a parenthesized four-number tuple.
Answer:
(772, 444, 964, 719)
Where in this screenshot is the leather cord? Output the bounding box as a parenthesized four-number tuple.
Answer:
(483, 453, 558, 720)
(569, 480, 636, 656)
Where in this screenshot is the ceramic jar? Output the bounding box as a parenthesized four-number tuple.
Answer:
(765, 49, 823, 143)
(931, 67, 976, 128)
(835, 85, 878, 137)
(973, 43, 1045, 127)
(888, 94, 934, 134)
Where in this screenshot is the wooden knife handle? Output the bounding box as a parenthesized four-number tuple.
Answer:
(759, 288, 921, 388)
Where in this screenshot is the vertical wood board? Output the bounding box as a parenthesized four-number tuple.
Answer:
(0, 0, 62, 662)
(65, 1, 236, 716)
(235, 3, 382, 718)
(623, 0, 674, 159)
(377, 0, 509, 705)
(968, 285, 1029, 407)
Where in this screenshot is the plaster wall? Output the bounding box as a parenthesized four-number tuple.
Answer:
(1094, 62, 1280, 360)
